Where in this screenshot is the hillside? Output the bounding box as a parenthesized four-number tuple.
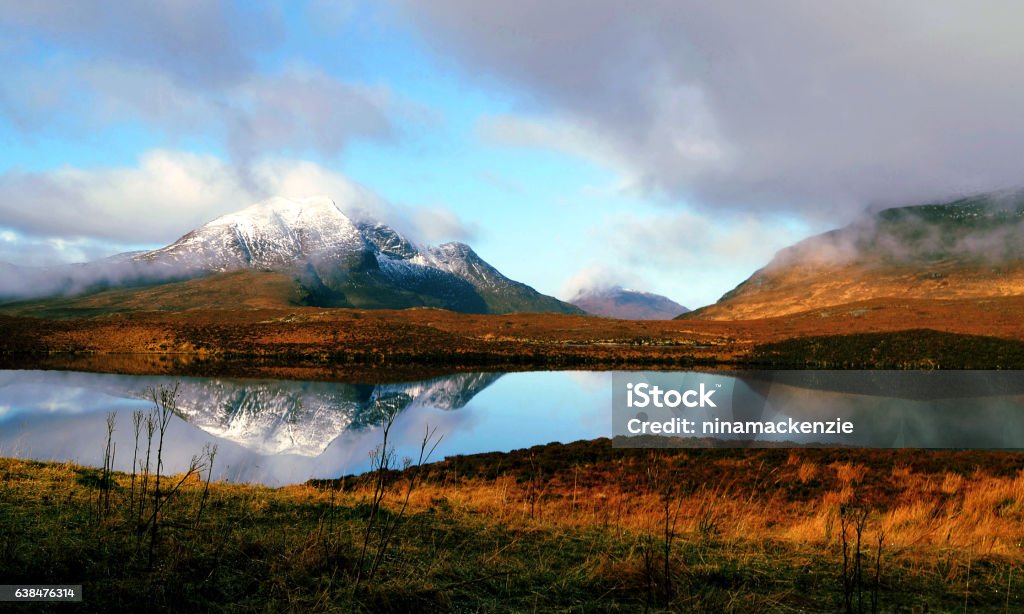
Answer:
(686, 192, 1024, 320)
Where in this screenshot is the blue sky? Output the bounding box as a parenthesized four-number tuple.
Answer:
(1, 1, 1019, 307)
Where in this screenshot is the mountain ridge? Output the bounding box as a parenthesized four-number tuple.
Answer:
(0, 196, 581, 316)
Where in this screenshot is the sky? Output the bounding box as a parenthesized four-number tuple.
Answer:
(1, 1, 1022, 308)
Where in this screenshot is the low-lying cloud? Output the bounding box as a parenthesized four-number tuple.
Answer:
(569, 210, 816, 308)
(773, 192, 1024, 268)
(560, 264, 638, 300)
(0, 150, 482, 299)
(0, 255, 198, 301)
(0, 150, 477, 247)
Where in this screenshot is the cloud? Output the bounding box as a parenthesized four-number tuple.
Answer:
(0, 149, 478, 255)
(476, 115, 628, 175)
(0, 4, 397, 164)
(0, 58, 395, 165)
(0, 0, 280, 87)
(410, 207, 479, 243)
(607, 211, 810, 272)
(394, 1, 1024, 216)
(0, 232, 124, 268)
(571, 209, 816, 307)
(224, 66, 395, 164)
(0, 150, 483, 298)
(0, 151, 254, 243)
(560, 263, 645, 299)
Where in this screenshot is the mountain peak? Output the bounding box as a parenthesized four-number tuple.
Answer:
(208, 196, 344, 227)
(432, 241, 475, 257)
(125, 196, 583, 315)
(145, 195, 364, 271)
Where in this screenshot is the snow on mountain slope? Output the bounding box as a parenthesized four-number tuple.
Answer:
(0, 195, 579, 314)
(143, 196, 365, 271)
(133, 196, 580, 314)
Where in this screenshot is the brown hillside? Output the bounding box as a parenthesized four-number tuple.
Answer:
(687, 194, 1024, 320)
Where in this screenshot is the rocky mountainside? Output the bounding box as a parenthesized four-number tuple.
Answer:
(1, 196, 580, 315)
(570, 286, 689, 319)
(686, 191, 1024, 320)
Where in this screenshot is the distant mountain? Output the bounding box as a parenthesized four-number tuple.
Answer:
(686, 191, 1024, 320)
(0, 196, 580, 316)
(570, 286, 689, 319)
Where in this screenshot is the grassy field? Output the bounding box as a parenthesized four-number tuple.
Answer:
(4, 440, 1024, 612)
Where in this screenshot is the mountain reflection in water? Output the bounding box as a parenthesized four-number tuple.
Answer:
(0, 370, 609, 485)
(4, 369, 1024, 486)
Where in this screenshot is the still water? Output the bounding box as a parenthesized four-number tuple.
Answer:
(2, 369, 1024, 486)
(0, 370, 610, 486)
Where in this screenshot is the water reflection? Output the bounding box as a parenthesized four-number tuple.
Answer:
(732, 371, 1024, 447)
(3, 369, 1024, 486)
(0, 370, 610, 485)
(80, 372, 503, 456)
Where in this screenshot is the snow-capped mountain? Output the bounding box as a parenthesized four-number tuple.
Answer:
(143, 197, 367, 272)
(122, 196, 580, 314)
(0, 196, 579, 314)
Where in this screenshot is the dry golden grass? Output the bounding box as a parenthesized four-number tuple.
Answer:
(797, 461, 820, 483)
(7, 447, 1024, 610)
(324, 459, 1024, 565)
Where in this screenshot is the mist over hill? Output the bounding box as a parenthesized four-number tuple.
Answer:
(686, 191, 1024, 320)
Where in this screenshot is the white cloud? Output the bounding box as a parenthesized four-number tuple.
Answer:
(0, 2, 402, 165)
(411, 207, 479, 243)
(0, 233, 123, 267)
(566, 209, 819, 308)
(0, 150, 479, 262)
(559, 263, 637, 299)
(607, 210, 812, 272)
(0, 59, 395, 164)
(0, 151, 244, 242)
(477, 114, 630, 176)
